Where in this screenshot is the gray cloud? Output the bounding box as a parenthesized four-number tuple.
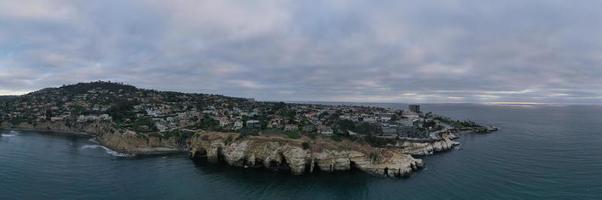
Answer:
(1, 0, 601, 104)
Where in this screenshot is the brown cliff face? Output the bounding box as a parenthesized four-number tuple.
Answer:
(1, 121, 185, 155)
(96, 130, 183, 155)
(190, 132, 424, 177)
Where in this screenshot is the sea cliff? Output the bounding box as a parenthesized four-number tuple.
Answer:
(398, 133, 460, 156)
(1, 121, 469, 177)
(189, 132, 424, 177)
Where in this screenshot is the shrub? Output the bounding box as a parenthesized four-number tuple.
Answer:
(286, 131, 301, 139)
(224, 135, 234, 144)
(332, 134, 342, 142)
(240, 127, 259, 137)
(302, 142, 310, 150)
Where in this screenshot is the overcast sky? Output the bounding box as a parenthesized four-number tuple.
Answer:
(1, 0, 602, 104)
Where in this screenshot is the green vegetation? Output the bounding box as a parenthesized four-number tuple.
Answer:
(106, 100, 137, 123)
(224, 135, 234, 144)
(302, 142, 310, 150)
(200, 115, 220, 130)
(60, 81, 137, 95)
(434, 115, 483, 129)
(132, 117, 157, 132)
(365, 136, 392, 147)
(239, 127, 259, 137)
(354, 122, 382, 136)
(421, 120, 437, 129)
(333, 119, 382, 136)
(332, 134, 342, 142)
(286, 131, 301, 139)
(8, 117, 29, 125)
(335, 119, 355, 132)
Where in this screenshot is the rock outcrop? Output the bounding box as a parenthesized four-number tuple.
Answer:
(190, 132, 424, 177)
(399, 133, 459, 156)
(96, 130, 183, 155)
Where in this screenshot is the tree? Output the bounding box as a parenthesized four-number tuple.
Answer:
(302, 142, 310, 150)
(355, 122, 382, 136)
(106, 100, 136, 123)
(200, 114, 219, 130)
(335, 119, 355, 133)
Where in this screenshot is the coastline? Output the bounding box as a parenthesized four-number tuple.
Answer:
(0, 121, 493, 178)
(0, 127, 94, 137)
(1, 126, 427, 177)
(0, 127, 186, 156)
(0, 82, 498, 178)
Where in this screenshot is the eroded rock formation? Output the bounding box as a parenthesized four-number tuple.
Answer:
(190, 132, 424, 177)
(399, 133, 460, 156)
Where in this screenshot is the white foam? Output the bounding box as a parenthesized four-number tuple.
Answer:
(81, 144, 101, 149)
(81, 144, 132, 157)
(2, 130, 19, 137)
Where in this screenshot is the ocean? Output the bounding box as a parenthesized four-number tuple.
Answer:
(1, 104, 601, 199)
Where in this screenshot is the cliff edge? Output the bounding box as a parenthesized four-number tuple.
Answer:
(190, 132, 424, 177)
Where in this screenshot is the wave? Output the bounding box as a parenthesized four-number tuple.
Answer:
(88, 138, 98, 143)
(81, 144, 132, 157)
(1, 130, 19, 137)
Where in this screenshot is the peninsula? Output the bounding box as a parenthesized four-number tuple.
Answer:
(0, 81, 495, 177)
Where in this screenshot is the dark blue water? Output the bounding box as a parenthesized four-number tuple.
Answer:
(1, 104, 602, 200)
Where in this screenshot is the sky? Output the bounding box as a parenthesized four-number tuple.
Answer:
(1, 0, 602, 104)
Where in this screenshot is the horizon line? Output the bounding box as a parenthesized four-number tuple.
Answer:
(2, 82, 601, 106)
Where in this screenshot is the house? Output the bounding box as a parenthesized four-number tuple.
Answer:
(302, 124, 315, 132)
(76, 114, 112, 123)
(284, 124, 298, 131)
(348, 130, 358, 136)
(50, 116, 65, 122)
(362, 116, 377, 123)
(318, 126, 333, 136)
(233, 120, 243, 130)
(246, 120, 261, 129)
(99, 114, 111, 120)
(382, 127, 398, 137)
(397, 118, 412, 126)
(218, 117, 230, 127)
(267, 118, 283, 129)
(402, 110, 420, 120)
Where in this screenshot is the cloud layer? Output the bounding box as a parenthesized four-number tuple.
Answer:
(1, 0, 602, 104)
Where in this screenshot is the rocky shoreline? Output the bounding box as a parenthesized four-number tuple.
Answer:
(0, 121, 482, 178)
(398, 133, 460, 156)
(189, 132, 424, 177)
(0, 121, 187, 156)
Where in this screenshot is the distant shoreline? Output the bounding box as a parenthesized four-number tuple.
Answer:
(0, 127, 187, 156)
